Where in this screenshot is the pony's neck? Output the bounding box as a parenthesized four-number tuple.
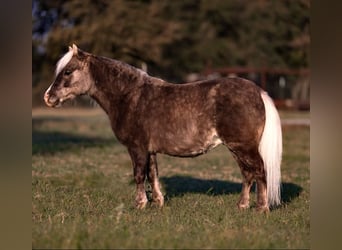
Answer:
(88, 55, 147, 114)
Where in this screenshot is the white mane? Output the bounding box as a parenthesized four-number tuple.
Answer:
(55, 50, 73, 76)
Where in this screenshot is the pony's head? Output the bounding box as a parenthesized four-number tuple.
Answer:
(44, 44, 94, 107)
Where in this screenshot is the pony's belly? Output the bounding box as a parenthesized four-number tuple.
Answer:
(167, 138, 222, 157)
(152, 129, 223, 157)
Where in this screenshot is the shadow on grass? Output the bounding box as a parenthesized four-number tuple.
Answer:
(32, 116, 118, 155)
(32, 130, 116, 155)
(161, 175, 241, 197)
(281, 182, 304, 204)
(161, 175, 303, 205)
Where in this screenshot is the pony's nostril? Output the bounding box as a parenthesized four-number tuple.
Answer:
(44, 92, 59, 107)
(43, 92, 49, 103)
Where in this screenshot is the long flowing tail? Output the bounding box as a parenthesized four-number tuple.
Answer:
(259, 91, 282, 207)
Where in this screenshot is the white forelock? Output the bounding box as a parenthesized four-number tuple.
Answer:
(55, 50, 73, 76)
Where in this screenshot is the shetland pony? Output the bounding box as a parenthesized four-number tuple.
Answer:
(44, 44, 282, 212)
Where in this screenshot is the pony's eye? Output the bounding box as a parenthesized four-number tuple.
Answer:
(64, 69, 72, 76)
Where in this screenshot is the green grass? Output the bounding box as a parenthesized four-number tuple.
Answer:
(32, 108, 310, 249)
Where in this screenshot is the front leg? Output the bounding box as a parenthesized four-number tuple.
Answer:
(128, 148, 149, 209)
(147, 153, 164, 207)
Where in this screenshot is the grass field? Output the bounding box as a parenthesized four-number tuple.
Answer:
(32, 108, 310, 249)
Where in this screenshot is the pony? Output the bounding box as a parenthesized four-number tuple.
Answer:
(44, 44, 282, 212)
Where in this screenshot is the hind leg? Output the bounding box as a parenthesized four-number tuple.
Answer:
(234, 158, 254, 210)
(230, 144, 269, 212)
(255, 170, 268, 212)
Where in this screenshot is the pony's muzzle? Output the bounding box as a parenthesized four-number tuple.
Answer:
(44, 91, 60, 107)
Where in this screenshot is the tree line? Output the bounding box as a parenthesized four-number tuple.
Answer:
(32, 0, 310, 106)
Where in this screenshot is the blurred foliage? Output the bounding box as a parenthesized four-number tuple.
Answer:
(32, 0, 310, 106)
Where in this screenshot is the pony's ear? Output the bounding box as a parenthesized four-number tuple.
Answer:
(72, 44, 78, 55)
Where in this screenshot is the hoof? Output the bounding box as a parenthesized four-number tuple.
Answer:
(256, 205, 270, 213)
(237, 203, 250, 210)
(135, 196, 148, 209)
(152, 195, 164, 208)
(237, 200, 250, 210)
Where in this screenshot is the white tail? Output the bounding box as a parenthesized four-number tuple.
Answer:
(259, 91, 282, 207)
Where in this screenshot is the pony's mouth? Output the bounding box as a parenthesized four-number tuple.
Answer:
(46, 99, 61, 108)
(44, 93, 75, 108)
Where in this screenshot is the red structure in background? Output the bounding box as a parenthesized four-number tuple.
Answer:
(202, 66, 310, 110)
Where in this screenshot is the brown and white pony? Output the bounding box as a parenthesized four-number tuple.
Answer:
(44, 44, 282, 212)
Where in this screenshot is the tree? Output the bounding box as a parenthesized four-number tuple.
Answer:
(32, 0, 310, 106)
